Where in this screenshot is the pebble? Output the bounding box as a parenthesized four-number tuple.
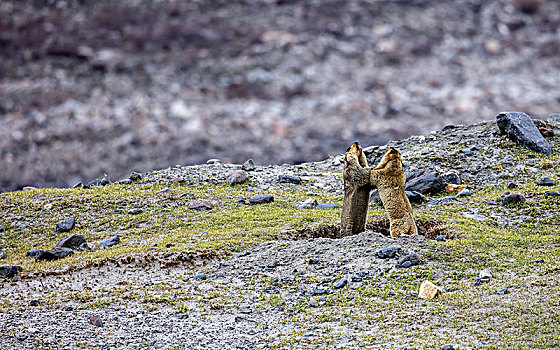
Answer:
(296, 198, 318, 209)
(375, 246, 400, 259)
(496, 112, 552, 155)
(503, 193, 526, 205)
(189, 201, 212, 210)
(128, 208, 144, 215)
(312, 288, 328, 295)
(396, 253, 421, 268)
(206, 159, 221, 164)
(443, 172, 461, 185)
(226, 170, 248, 185)
(479, 269, 492, 279)
(405, 171, 446, 195)
(249, 194, 274, 204)
(35, 247, 73, 261)
(26, 249, 44, 258)
(544, 191, 560, 198)
(457, 188, 472, 197)
(99, 235, 120, 249)
(507, 182, 518, 189)
(89, 315, 103, 327)
(315, 203, 339, 209)
(0, 250, 5, 260)
(193, 273, 207, 281)
(548, 113, 560, 123)
(441, 345, 455, 350)
(532, 258, 545, 263)
(496, 288, 508, 295)
(475, 277, 490, 285)
(536, 177, 556, 187)
(426, 196, 462, 206)
(30, 300, 41, 306)
(56, 234, 86, 250)
(156, 188, 171, 194)
(333, 278, 347, 289)
(0, 265, 22, 278)
(278, 174, 302, 184)
(55, 218, 76, 232)
(0, 224, 5, 232)
(242, 159, 256, 171)
(435, 235, 446, 242)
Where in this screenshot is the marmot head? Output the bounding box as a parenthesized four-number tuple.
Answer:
(374, 147, 403, 170)
(345, 142, 368, 167)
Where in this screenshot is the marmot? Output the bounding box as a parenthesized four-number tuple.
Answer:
(340, 144, 417, 238)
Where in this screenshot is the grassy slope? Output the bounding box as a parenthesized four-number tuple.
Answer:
(1, 133, 559, 349)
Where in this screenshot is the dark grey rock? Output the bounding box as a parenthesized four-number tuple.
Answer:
(441, 345, 455, 350)
(99, 235, 120, 249)
(427, 196, 462, 206)
(0, 224, 4, 232)
(86, 177, 111, 188)
(129, 172, 143, 181)
(128, 207, 144, 215)
(507, 182, 518, 189)
(188, 201, 212, 210)
(405, 191, 427, 203)
(405, 171, 446, 195)
(0, 265, 22, 278)
(278, 174, 301, 184)
(497, 288, 508, 295)
(315, 203, 339, 209)
(26, 249, 44, 258)
(118, 179, 132, 185)
(193, 273, 207, 281)
(308, 257, 320, 265)
(475, 277, 490, 285)
(351, 275, 362, 282)
(296, 198, 318, 209)
(496, 112, 553, 155)
(242, 159, 256, 171)
(435, 235, 446, 242)
(249, 194, 274, 204)
(56, 218, 76, 232)
(333, 278, 347, 289)
(369, 190, 381, 205)
(532, 258, 545, 263)
(35, 247, 73, 261)
(77, 242, 93, 251)
(207, 159, 221, 164)
(503, 193, 526, 205)
(544, 191, 560, 198)
(312, 288, 328, 295)
(226, 170, 248, 185)
(156, 188, 171, 194)
(30, 300, 41, 306)
(56, 234, 86, 250)
(89, 315, 103, 327)
(397, 253, 421, 268)
(0, 250, 6, 260)
(375, 246, 400, 259)
(537, 177, 556, 187)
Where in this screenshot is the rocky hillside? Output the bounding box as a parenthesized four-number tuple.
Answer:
(1, 0, 560, 192)
(0, 115, 559, 349)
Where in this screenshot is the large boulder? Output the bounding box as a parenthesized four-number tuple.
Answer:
(496, 112, 553, 155)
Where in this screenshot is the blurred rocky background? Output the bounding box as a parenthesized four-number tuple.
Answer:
(1, 0, 559, 192)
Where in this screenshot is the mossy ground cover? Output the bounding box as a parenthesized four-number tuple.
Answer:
(1, 133, 559, 349)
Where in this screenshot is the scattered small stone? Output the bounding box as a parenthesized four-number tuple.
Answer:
(249, 194, 274, 204)
(405, 171, 446, 195)
(507, 182, 518, 189)
(312, 288, 328, 295)
(441, 345, 455, 350)
(375, 247, 400, 259)
(165, 243, 175, 248)
(308, 257, 320, 265)
(235, 316, 256, 323)
(497, 288, 508, 295)
(308, 298, 319, 307)
(207, 159, 221, 164)
(435, 235, 446, 242)
(89, 315, 103, 327)
(22, 186, 38, 191)
(239, 307, 252, 314)
(171, 177, 185, 184)
(156, 188, 171, 194)
(56, 218, 76, 232)
(63, 306, 74, 311)
(418, 280, 442, 300)
(457, 188, 472, 197)
(479, 269, 492, 279)
(496, 112, 553, 155)
(351, 276, 362, 282)
(30, 300, 41, 306)
(26, 249, 44, 258)
(426, 196, 462, 206)
(544, 191, 560, 198)
(86, 177, 111, 188)
(333, 278, 347, 289)
(443, 172, 461, 185)
(315, 203, 339, 209)
(296, 198, 318, 209)
(56, 234, 86, 250)
(548, 113, 560, 123)
(532, 258, 545, 263)
(278, 174, 302, 184)
(226, 170, 248, 185)
(397, 253, 421, 268)
(35, 247, 73, 261)
(15, 333, 27, 341)
(129, 172, 143, 181)
(0, 265, 22, 278)
(0, 224, 4, 232)
(128, 208, 144, 215)
(503, 193, 526, 205)
(405, 190, 427, 203)
(189, 201, 212, 210)
(536, 177, 556, 187)
(117, 179, 132, 185)
(193, 273, 207, 281)
(99, 235, 120, 249)
(242, 159, 256, 171)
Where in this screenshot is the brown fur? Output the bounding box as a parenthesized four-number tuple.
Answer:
(340, 142, 373, 237)
(341, 145, 417, 238)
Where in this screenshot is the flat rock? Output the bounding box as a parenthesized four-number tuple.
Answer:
(418, 280, 442, 300)
(99, 235, 120, 249)
(503, 193, 526, 205)
(405, 190, 427, 203)
(405, 171, 446, 195)
(537, 177, 556, 187)
(0, 265, 22, 278)
(35, 247, 73, 261)
(496, 112, 553, 155)
(226, 170, 248, 185)
(55, 218, 76, 232)
(189, 201, 212, 210)
(333, 278, 347, 289)
(296, 198, 318, 209)
(56, 234, 86, 250)
(396, 253, 421, 268)
(375, 246, 400, 259)
(26, 249, 44, 258)
(249, 194, 274, 204)
(278, 174, 301, 184)
(426, 196, 462, 206)
(315, 203, 339, 209)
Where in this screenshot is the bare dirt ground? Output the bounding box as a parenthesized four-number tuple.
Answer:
(1, 0, 559, 192)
